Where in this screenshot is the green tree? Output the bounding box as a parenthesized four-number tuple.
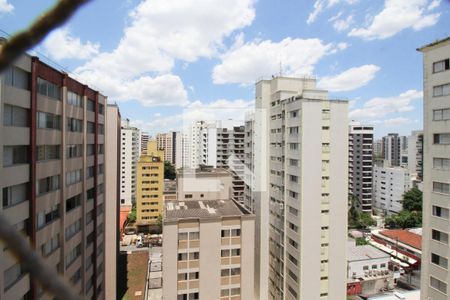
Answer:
(164, 161, 176, 180)
(385, 210, 422, 229)
(356, 237, 369, 246)
(127, 205, 136, 223)
(402, 187, 422, 212)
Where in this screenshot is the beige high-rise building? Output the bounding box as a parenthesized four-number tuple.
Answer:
(156, 131, 183, 168)
(418, 37, 450, 300)
(0, 53, 114, 299)
(244, 76, 348, 300)
(162, 199, 255, 300)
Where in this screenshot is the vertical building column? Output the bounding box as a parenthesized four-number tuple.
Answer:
(93, 91, 99, 299)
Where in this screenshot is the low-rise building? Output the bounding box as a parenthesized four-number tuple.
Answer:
(347, 243, 394, 296)
(177, 166, 233, 201)
(164, 179, 177, 201)
(162, 199, 255, 300)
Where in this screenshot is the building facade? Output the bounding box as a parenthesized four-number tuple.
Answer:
(162, 199, 255, 300)
(120, 119, 140, 208)
(136, 140, 164, 225)
(418, 37, 450, 300)
(140, 131, 149, 155)
(382, 133, 401, 167)
(372, 166, 411, 215)
(407, 130, 424, 182)
(245, 76, 348, 300)
(0, 54, 110, 299)
(349, 124, 374, 212)
(156, 131, 183, 168)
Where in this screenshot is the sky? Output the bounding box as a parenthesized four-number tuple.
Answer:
(1, 0, 449, 138)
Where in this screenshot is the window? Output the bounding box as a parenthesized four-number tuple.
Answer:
(3, 262, 24, 290)
(99, 103, 104, 115)
(86, 166, 95, 178)
(37, 78, 60, 99)
(289, 175, 298, 182)
(433, 59, 450, 73)
(433, 158, 450, 170)
(86, 209, 94, 224)
(98, 144, 104, 155)
(98, 164, 104, 175)
(37, 204, 60, 229)
(66, 144, 83, 159)
(37, 145, 60, 161)
(66, 169, 82, 186)
(65, 219, 81, 241)
(434, 133, 450, 144)
(4, 66, 29, 90)
(289, 143, 298, 150)
(66, 194, 82, 212)
(289, 206, 298, 216)
(430, 276, 447, 294)
(185, 194, 193, 199)
(289, 126, 299, 134)
(86, 231, 95, 245)
(3, 146, 28, 166)
(289, 159, 298, 166)
(231, 248, 240, 256)
(65, 243, 82, 269)
(432, 229, 449, 244)
(3, 104, 28, 127)
(87, 121, 96, 134)
(3, 183, 28, 208)
(86, 144, 95, 156)
(41, 233, 60, 256)
(36, 175, 60, 196)
(67, 118, 82, 132)
(87, 99, 95, 111)
(433, 83, 450, 97)
(98, 124, 104, 135)
(67, 91, 82, 107)
(432, 253, 448, 269)
(433, 206, 449, 219)
(86, 188, 95, 201)
(70, 268, 82, 284)
(433, 182, 450, 194)
(433, 108, 450, 121)
(37, 112, 60, 129)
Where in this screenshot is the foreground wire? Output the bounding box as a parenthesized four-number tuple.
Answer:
(0, 0, 92, 73)
(0, 213, 84, 300)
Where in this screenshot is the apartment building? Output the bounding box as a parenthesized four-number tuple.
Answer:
(0, 54, 112, 299)
(382, 133, 401, 167)
(140, 131, 149, 154)
(373, 139, 383, 159)
(162, 199, 255, 300)
(372, 165, 411, 215)
(418, 37, 450, 300)
(120, 119, 140, 208)
(245, 76, 348, 300)
(349, 123, 374, 212)
(407, 130, 424, 182)
(105, 104, 121, 300)
(156, 131, 184, 169)
(177, 166, 233, 201)
(136, 140, 164, 225)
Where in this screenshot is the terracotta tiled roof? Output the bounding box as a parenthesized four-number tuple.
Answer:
(380, 229, 422, 250)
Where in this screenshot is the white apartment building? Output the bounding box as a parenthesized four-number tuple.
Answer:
(162, 199, 255, 300)
(373, 139, 383, 159)
(120, 119, 140, 208)
(156, 131, 184, 168)
(407, 130, 423, 182)
(349, 123, 374, 212)
(418, 37, 450, 300)
(140, 131, 149, 154)
(245, 76, 348, 300)
(372, 165, 411, 215)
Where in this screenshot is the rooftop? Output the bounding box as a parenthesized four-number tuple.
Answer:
(177, 166, 231, 178)
(348, 245, 390, 262)
(164, 199, 252, 222)
(379, 229, 422, 250)
(417, 36, 450, 52)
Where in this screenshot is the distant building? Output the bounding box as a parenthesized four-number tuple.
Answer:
(418, 37, 450, 300)
(382, 133, 401, 167)
(120, 119, 140, 208)
(407, 130, 423, 182)
(136, 140, 164, 225)
(156, 131, 183, 168)
(373, 139, 383, 159)
(372, 165, 410, 215)
(140, 131, 149, 154)
(347, 243, 393, 297)
(349, 123, 374, 212)
(162, 199, 255, 300)
(163, 179, 177, 202)
(177, 166, 232, 201)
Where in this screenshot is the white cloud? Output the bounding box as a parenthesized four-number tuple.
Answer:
(318, 64, 380, 92)
(427, 0, 441, 10)
(349, 89, 422, 120)
(348, 0, 440, 40)
(43, 28, 100, 60)
(74, 0, 256, 106)
(332, 15, 354, 32)
(382, 117, 411, 126)
(130, 99, 253, 134)
(308, 0, 358, 24)
(0, 0, 13, 14)
(213, 38, 346, 85)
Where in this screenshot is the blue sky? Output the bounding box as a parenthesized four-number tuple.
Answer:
(1, 0, 449, 138)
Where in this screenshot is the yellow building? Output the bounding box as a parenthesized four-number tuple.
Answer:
(136, 140, 164, 225)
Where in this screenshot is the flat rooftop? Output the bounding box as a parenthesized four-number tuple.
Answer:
(177, 167, 231, 178)
(348, 245, 390, 262)
(164, 199, 251, 221)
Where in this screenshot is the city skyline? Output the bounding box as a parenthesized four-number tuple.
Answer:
(2, 0, 449, 137)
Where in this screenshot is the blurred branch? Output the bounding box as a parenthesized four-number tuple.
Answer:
(0, 0, 92, 72)
(0, 213, 84, 300)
